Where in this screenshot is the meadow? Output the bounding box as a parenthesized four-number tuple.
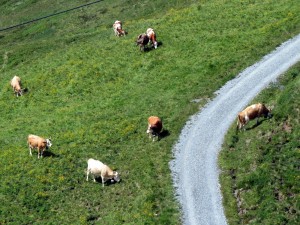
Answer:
(0, 0, 299, 224)
(219, 63, 300, 225)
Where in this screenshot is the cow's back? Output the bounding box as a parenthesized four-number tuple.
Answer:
(148, 116, 162, 132)
(11, 76, 21, 86)
(146, 28, 154, 36)
(28, 134, 46, 147)
(28, 134, 40, 144)
(243, 104, 258, 120)
(88, 158, 105, 174)
(11, 75, 20, 82)
(246, 103, 269, 119)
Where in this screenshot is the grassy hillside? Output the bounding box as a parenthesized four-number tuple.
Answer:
(219, 63, 300, 224)
(1, 0, 300, 224)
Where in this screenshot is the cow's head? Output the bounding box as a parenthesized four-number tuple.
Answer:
(113, 171, 121, 183)
(263, 105, 273, 118)
(16, 89, 23, 97)
(147, 126, 160, 138)
(267, 107, 273, 118)
(46, 138, 52, 148)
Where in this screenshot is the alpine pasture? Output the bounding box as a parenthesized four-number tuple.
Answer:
(220, 63, 300, 225)
(0, 0, 299, 224)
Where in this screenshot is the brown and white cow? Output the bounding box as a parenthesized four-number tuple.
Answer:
(146, 28, 158, 49)
(86, 158, 121, 187)
(27, 134, 52, 158)
(237, 103, 272, 131)
(10, 75, 23, 97)
(113, 20, 126, 37)
(136, 33, 149, 51)
(147, 116, 163, 141)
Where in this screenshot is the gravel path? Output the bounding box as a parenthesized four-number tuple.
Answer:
(170, 34, 300, 225)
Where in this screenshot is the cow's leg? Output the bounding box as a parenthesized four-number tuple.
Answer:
(239, 124, 243, 130)
(29, 147, 32, 156)
(154, 134, 159, 142)
(86, 169, 90, 181)
(243, 125, 247, 131)
(101, 176, 105, 187)
(256, 117, 259, 125)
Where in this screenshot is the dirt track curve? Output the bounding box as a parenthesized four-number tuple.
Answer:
(170, 34, 300, 225)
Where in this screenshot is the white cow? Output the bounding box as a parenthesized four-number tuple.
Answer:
(10, 75, 23, 96)
(113, 20, 126, 36)
(146, 28, 158, 49)
(86, 158, 120, 187)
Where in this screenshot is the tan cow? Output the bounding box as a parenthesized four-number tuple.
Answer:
(146, 116, 163, 141)
(27, 134, 52, 158)
(86, 158, 120, 187)
(237, 103, 272, 131)
(113, 20, 127, 37)
(146, 28, 158, 49)
(10, 76, 23, 97)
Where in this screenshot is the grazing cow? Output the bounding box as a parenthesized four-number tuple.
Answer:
(10, 76, 23, 97)
(136, 33, 149, 51)
(237, 103, 272, 131)
(147, 116, 163, 141)
(86, 158, 121, 187)
(27, 134, 52, 158)
(113, 20, 126, 36)
(146, 28, 158, 49)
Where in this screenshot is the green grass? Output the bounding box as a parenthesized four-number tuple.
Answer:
(219, 64, 300, 225)
(1, 0, 300, 224)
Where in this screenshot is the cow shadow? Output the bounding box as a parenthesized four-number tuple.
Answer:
(142, 46, 153, 52)
(142, 41, 163, 52)
(43, 151, 59, 158)
(159, 129, 170, 140)
(245, 118, 270, 131)
(23, 87, 29, 94)
(94, 177, 121, 186)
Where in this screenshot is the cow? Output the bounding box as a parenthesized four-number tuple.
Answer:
(113, 20, 127, 37)
(236, 103, 272, 131)
(147, 116, 163, 141)
(146, 28, 158, 49)
(86, 158, 121, 187)
(136, 33, 149, 51)
(27, 134, 52, 158)
(10, 75, 23, 97)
